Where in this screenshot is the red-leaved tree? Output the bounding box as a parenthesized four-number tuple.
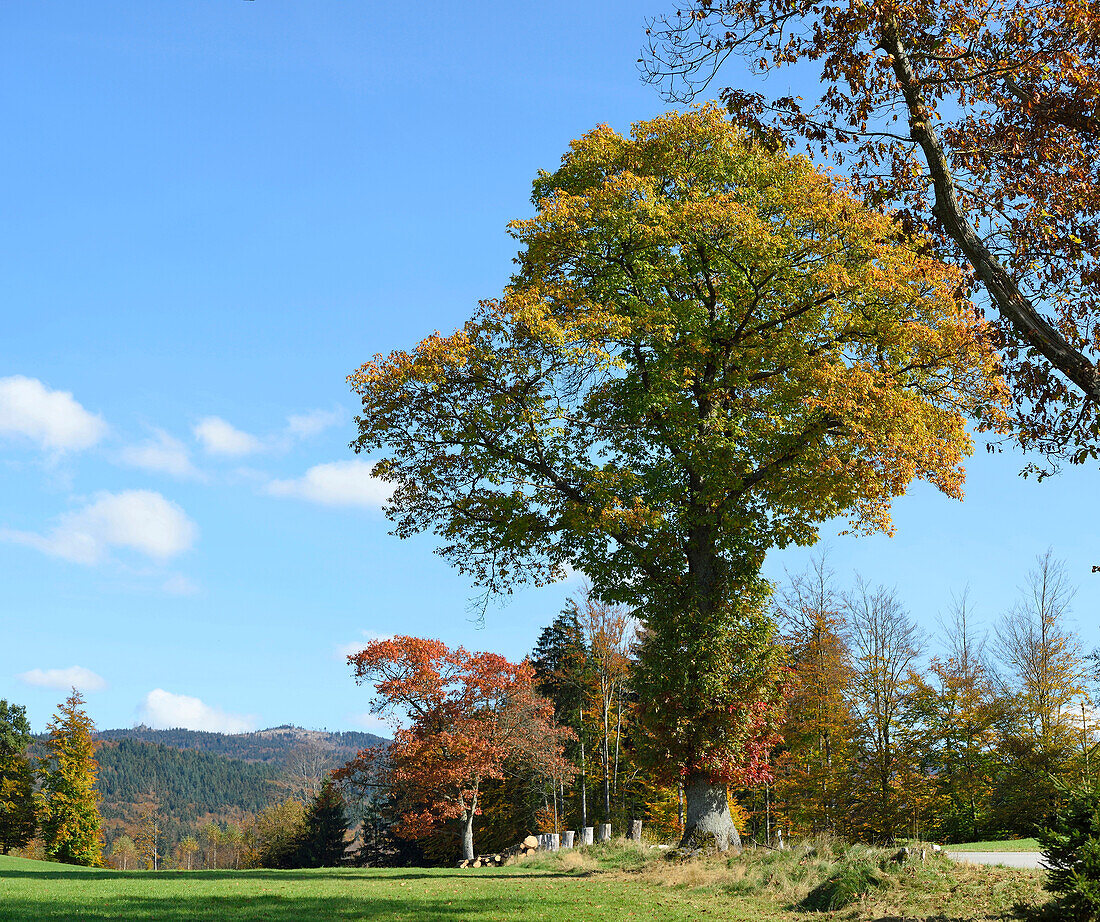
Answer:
(336, 637, 573, 861)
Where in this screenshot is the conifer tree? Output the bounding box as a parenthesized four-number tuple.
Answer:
(38, 689, 103, 866)
(0, 699, 37, 855)
(293, 778, 348, 867)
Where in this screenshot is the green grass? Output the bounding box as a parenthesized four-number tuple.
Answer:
(0, 853, 792, 922)
(948, 838, 1042, 852)
(0, 841, 1050, 921)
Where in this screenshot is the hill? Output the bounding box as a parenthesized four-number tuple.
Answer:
(96, 724, 386, 766)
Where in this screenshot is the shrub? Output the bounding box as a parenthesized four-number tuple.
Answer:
(1038, 783, 1100, 920)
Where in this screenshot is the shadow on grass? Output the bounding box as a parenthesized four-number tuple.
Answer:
(0, 866, 571, 882)
(0, 894, 490, 922)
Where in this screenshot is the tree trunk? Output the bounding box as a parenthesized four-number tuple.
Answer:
(461, 811, 475, 861)
(680, 774, 741, 852)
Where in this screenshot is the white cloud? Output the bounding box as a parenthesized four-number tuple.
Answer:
(1, 489, 198, 564)
(349, 712, 394, 734)
(335, 630, 395, 661)
(139, 689, 255, 734)
(267, 460, 392, 510)
(0, 375, 107, 451)
(119, 429, 202, 479)
(18, 665, 107, 692)
(162, 574, 200, 596)
(193, 416, 263, 457)
(285, 408, 344, 441)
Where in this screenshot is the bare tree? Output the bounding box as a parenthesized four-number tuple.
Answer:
(845, 578, 924, 840)
(276, 738, 338, 802)
(995, 550, 1086, 746)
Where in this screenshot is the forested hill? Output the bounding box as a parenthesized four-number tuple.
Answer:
(97, 738, 278, 826)
(95, 725, 386, 765)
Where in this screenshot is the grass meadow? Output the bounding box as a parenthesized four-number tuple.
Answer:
(0, 840, 1051, 922)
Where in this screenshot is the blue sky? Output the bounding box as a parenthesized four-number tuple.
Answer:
(2, 2, 1098, 735)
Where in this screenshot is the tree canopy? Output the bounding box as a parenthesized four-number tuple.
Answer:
(349, 106, 1006, 848)
(644, 0, 1100, 469)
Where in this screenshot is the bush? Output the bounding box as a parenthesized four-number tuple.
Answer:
(1038, 783, 1100, 920)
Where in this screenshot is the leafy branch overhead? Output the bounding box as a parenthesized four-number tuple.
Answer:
(644, 0, 1100, 469)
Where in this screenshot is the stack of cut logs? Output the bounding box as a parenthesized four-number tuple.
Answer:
(456, 835, 541, 868)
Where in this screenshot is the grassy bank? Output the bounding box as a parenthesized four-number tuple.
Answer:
(0, 840, 1049, 922)
(948, 838, 1042, 852)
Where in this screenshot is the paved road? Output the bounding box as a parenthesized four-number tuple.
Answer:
(948, 850, 1046, 869)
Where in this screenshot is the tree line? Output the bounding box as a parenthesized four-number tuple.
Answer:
(341, 547, 1098, 861)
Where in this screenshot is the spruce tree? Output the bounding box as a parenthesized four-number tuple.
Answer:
(0, 700, 37, 854)
(294, 779, 347, 867)
(38, 689, 103, 866)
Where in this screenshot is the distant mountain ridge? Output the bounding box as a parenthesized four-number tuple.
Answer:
(96, 724, 387, 765)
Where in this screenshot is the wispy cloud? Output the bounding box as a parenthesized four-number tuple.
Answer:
(0, 375, 107, 451)
(193, 416, 263, 457)
(118, 429, 202, 479)
(1, 490, 198, 564)
(284, 408, 344, 441)
(267, 460, 392, 510)
(335, 630, 395, 661)
(162, 573, 200, 596)
(138, 689, 255, 734)
(18, 665, 107, 692)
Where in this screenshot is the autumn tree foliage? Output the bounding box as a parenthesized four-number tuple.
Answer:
(644, 0, 1100, 467)
(336, 636, 572, 861)
(349, 107, 1006, 849)
(37, 689, 103, 866)
(0, 699, 36, 855)
(772, 555, 855, 835)
(907, 592, 1002, 842)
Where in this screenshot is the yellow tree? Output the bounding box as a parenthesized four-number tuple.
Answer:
(992, 550, 1088, 831)
(349, 106, 1007, 850)
(772, 553, 855, 836)
(906, 591, 1002, 841)
(38, 689, 103, 866)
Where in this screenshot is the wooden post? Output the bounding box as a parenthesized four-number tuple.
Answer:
(630, 819, 642, 843)
(582, 826, 594, 846)
(562, 830, 575, 849)
(598, 823, 612, 843)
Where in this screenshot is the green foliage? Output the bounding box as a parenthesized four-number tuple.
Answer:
(0, 699, 36, 855)
(37, 690, 103, 867)
(1039, 782, 1100, 919)
(290, 779, 349, 868)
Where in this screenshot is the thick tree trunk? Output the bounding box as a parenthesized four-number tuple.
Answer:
(461, 812, 475, 861)
(680, 774, 741, 852)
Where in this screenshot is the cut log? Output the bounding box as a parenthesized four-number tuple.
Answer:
(523, 835, 539, 849)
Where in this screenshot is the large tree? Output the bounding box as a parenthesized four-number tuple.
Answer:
(38, 689, 103, 866)
(0, 699, 36, 855)
(337, 637, 571, 861)
(349, 107, 1005, 849)
(644, 0, 1100, 468)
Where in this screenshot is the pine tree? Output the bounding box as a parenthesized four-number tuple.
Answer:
(293, 779, 348, 867)
(0, 699, 37, 854)
(38, 689, 103, 866)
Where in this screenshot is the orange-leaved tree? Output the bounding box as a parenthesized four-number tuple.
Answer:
(336, 637, 573, 861)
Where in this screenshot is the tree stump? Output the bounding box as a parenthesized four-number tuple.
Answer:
(598, 823, 612, 843)
(562, 830, 575, 849)
(582, 826, 594, 846)
(630, 819, 642, 843)
(550, 833, 560, 851)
